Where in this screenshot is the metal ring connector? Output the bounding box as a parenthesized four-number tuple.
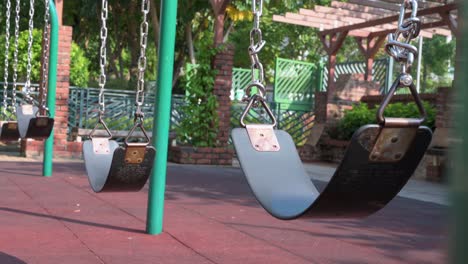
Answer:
(240, 94, 277, 128)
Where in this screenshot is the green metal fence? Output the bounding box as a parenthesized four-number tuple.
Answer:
(69, 87, 314, 146)
(231, 68, 253, 101)
(230, 102, 315, 146)
(273, 57, 323, 111)
(323, 58, 391, 93)
(68, 87, 185, 137)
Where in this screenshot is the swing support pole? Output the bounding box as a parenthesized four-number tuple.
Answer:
(43, 0, 59, 177)
(451, 1, 467, 263)
(146, 0, 178, 235)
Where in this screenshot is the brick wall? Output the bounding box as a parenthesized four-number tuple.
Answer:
(435, 87, 453, 129)
(169, 146, 233, 166)
(169, 45, 234, 165)
(326, 74, 380, 125)
(22, 26, 82, 158)
(212, 45, 234, 148)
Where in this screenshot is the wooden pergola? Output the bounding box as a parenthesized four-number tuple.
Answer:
(273, 0, 458, 96)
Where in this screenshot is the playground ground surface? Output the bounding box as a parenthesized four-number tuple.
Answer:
(0, 159, 448, 264)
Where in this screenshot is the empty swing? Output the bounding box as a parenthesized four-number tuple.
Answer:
(232, 0, 432, 220)
(83, 0, 155, 193)
(0, 0, 20, 141)
(16, 0, 54, 140)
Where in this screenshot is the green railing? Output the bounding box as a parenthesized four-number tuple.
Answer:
(68, 87, 185, 138)
(323, 58, 391, 93)
(274, 57, 323, 111)
(69, 87, 314, 146)
(231, 68, 253, 101)
(231, 102, 315, 146)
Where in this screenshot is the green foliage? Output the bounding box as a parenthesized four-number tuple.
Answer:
(70, 43, 90, 87)
(176, 37, 220, 147)
(0, 30, 89, 87)
(333, 102, 436, 140)
(422, 36, 456, 91)
(0, 29, 43, 83)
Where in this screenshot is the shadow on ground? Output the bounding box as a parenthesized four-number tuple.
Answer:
(0, 252, 27, 264)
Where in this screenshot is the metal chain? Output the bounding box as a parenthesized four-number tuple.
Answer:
(98, 0, 108, 117)
(11, 0, 20, 112)
(244, 0, 266, 101)
(385, 0, 421, 84)
(134, 0, 150, 120)
(3, 0, 12, 117)
(24, 0, 35, 103)
(39, 0, 51, 114)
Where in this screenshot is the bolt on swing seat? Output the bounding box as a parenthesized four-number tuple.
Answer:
(83, 119, 156, 192)
(16, 104, 54, 140)
(232, 77, 432, 219)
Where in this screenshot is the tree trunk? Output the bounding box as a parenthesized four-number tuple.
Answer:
(150, 0, 160, 50)
(186, 24, 196, 64)
(128, 1, 140, 88)
(210, 0, 230, 46)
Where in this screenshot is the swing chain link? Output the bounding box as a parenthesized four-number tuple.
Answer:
(24, 0, 35, 104)
(98, 0, 109, 117)
(244, 0, 266, 102)
(39, 0, 51, 115)
(3, 0, 12, 117)
(135, 0, 150, 119)
(385, 0, 421, 79)
(11, 0, 20, 112)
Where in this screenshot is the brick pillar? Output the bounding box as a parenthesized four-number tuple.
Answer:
(213, 45, 234, 147)
(22, 26, 81, 158)
(435, 87, 454, 129)
(54, 26, 72, 153)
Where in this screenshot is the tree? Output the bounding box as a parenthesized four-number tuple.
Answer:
(422, 35, 456, 91)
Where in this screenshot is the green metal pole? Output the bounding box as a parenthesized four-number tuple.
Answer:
(146, 0, 178, 235)
(451, 1, 467, 263)
(43, 0, 59, 177)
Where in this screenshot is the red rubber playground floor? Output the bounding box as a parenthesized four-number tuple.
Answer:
(0, 161, 448, 264)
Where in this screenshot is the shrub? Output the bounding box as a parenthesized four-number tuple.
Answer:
(334, 101, 436, 140)
(0, 30, 90, 88)
(70, 43, 90, 87)
(175, 39, 221, 147)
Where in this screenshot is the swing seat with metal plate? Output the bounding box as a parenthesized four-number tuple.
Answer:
(16, 104, 54, 140)
(83, 118, 156, 192)
(233, 0, 431, 220)
(232, 77, 432, 219)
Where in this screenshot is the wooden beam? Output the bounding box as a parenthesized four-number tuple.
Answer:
(320, 31, 348, 56)
(300, 6, 441, 36)
(331, 1, 393, 16)
(331, 1, 445, 28)
(354, 35, 387, 81)
(368, 19, 448, 38)
(272, 15, 370, 37)
(347, 0, 441, 12)
(321, 3, 458, 35)
(439, 11, 459, 36)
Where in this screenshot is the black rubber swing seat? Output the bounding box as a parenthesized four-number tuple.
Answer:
(232, 124, 432, 220)
(0, 121, 20, 141)
(16, 105, 54, 140)
(83, 139, 156, 192)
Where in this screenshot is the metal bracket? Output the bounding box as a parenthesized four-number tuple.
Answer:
(6, 122, 17, 130)
(369, 127, 418, 162)
(92, 138, 111, 155)
(124, 145, 147, 164)
(22, 104, 34, 115)
(246, 124, 280, 152)
(35, 116, 50, 128)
